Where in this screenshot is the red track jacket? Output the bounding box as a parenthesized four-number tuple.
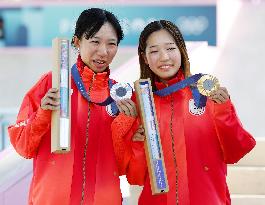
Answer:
(112, 71, 256, 205)
(8, 61, 122, 205)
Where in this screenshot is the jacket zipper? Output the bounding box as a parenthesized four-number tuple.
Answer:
(80, 73, 96, 205)
(170, 94, 179, 205)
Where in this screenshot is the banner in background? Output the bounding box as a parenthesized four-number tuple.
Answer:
(0, 5, 216, 47)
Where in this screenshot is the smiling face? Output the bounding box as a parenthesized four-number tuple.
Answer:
(74, 22, 118, 73)
(143, 29, 181, 81)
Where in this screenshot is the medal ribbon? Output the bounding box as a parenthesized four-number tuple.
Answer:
(154, 73, 207, 107)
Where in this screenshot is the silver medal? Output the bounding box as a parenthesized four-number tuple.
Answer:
(110, 83, 132, 101)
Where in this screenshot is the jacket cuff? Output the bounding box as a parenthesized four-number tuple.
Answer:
(35, 107, 52, 125)
(112, 113, 137, 138)
(118, 112, 136, 123)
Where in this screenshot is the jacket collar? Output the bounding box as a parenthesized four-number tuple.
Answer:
(76, 55, 110, 90)
(155, 68, 185, 90)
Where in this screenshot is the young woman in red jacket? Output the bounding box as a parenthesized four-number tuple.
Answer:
(8, 8, 127, 205)
(112, 20, 256, 205)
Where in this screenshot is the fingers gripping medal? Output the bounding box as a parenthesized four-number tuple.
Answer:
(106, 83, 133, 116)
(197, 74, 220, 96)
(110, 83, 133, 101)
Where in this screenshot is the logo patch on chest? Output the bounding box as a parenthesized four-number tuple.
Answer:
(189, 99, 205, 116)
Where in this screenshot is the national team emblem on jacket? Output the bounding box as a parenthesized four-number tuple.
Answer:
(189, 99, 205, 116)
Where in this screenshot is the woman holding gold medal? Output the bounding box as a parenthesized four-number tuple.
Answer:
(112, 20, 256, 205)
(8, 8, 129, 205)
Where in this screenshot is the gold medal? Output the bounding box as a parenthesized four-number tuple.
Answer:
(197, 74, 220, 96)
